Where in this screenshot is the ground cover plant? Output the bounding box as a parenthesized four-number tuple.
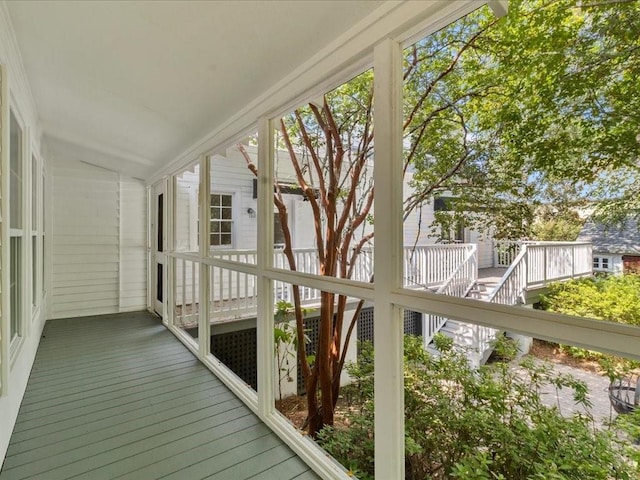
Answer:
(318, 335, 638, 480)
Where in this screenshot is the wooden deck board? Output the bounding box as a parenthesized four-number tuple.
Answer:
(0, 311, 320, 480)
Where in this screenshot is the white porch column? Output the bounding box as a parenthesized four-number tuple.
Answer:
(257, 117, 276, 418)
(198, 154, 211, 357)
(373, 37, 405, 480)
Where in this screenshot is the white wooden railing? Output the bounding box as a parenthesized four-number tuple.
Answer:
(477, 242, 593, 363)
(170, 245, 474, 322)
(404, 244, 475, 288)
(173, 242, 592, 343)
(174, 257, 200, 327)
(525, 242, 592, 286)
(489, 242, 592, 303)
(486, 247, 528, 305)
(423, 245, 478, 346)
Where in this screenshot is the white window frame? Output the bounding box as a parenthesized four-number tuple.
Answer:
(209, 191, 235, 249)
(41, 162, 47, 303)
(593, 255, 612, 272)
(30, 147, 41, 317)
(8, 103, 28, 361)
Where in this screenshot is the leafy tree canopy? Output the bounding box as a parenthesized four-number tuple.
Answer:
(404, 0, 640, 238)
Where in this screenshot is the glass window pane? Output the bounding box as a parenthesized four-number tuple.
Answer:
(32, 236, 37, 308)
(32, 155, 37, 231)
(10, 111, 22, 230)
(10, 237, 21, 340)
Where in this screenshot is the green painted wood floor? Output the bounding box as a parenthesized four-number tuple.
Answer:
(0, 312, 319, 480)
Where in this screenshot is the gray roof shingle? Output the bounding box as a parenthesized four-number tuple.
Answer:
(577, 217, 640, 255)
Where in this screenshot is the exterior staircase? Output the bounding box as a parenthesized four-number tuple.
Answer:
(423, 241, 593, 367)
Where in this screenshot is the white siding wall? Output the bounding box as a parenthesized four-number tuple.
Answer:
(120, 179, 147, 311)
(212, 149, 256, 250)
(51, 159, 147, 319)
(403, 174, 496, 268)
(468, 229, 495, 269)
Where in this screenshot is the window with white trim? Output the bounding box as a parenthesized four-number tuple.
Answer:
(31, 153, 38, 311)
(209, 193, 233, 247)
(9, 110, 24, 343)
(593, 256, 611, 271)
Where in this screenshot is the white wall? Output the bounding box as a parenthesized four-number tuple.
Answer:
(468, 228, 495, 269)
(50, 158, 147, 319)
(0, 2, 48, 466)
(119, 179, 147, 311)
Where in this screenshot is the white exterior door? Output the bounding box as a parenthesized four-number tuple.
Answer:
(153, 182, 166, 316)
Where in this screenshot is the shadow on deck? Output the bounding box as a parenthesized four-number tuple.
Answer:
(0, 311, 318, 480)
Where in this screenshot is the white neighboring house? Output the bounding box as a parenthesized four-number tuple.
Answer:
(175, 145, 499, 265)
(403, 168, 496, 269)
(577, 217, 640, 274)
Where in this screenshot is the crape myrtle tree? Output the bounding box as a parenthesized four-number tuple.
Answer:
(242, 0, 640, 436)
(240, 69, 375, 435)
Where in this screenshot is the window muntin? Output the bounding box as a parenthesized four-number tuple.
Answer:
(210, 193, 233, 247)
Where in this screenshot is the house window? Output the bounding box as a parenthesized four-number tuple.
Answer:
(210, 193, 233, 247)
(593, 256, 611, 271)
(10, 110, 24, 342)
(32, 154, 38, 310)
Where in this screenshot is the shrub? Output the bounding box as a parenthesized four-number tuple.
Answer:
(319, 336, 636, 480)
(539, 275, 640, 370)
(540, 275, 640, 326)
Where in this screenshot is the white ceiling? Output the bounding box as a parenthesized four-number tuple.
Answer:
(7, 0, 385, 180)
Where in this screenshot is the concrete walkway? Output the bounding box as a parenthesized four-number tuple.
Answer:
(539, 360, 617, 425)
(523, 357, 617, 427)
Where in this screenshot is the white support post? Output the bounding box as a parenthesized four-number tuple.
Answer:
(146, 185, 152, 311)
(165, 176, 174, 327)
(198, 155, 210, 357)
(256, 117, 275, 418)
(373, 38, 405, 480)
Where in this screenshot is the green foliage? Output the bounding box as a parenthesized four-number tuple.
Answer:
(539, 275, 640, 370)
(489, 334, 519, 362)
(530, 205, 584, 241)
(616, 408, 640, 466)
(273, 301, 313, 400)
(319, 336, 635, 480)
(402, 0, 640, 238)
(540, 275, 640, 326)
